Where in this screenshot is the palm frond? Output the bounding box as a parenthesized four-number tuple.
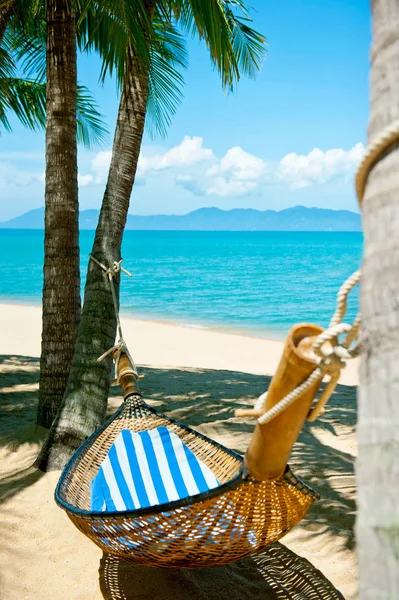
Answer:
(0, 77, 46, 131)
(172, 0, 266, 89)
(146, 18, 187, 138)
(223, 5, 265, 79)
(76, 84, 109, 148)
(78, 0, 154, 85)
(7, 26, 46, 81)
(2, 10, 108, 146)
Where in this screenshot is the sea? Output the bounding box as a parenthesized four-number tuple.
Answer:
(0, 230, 362, 339)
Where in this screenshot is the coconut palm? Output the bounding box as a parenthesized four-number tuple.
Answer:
(2, 0, 110, 429)
(1, 0, 82, 429)
(37, 0, 266, 470)
(357, 0, 399, 597)
(37, 0, 81, 429)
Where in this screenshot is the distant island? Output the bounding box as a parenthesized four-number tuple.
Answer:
(0, 205, 362, 231)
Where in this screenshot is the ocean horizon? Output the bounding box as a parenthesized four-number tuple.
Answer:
(0, 229, 362, 339)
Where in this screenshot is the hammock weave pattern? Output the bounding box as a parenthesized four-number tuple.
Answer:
(56, 395, 319, 568)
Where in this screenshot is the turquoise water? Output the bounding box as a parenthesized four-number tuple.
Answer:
(0, 230, 362, 339)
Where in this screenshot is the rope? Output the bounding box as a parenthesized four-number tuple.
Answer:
(241, 117, 399, 426)
(237, 270, 361, 426)
(355, 118, 399, 204)
(89, 254, 139, 382)
(328, 270, 361, 328)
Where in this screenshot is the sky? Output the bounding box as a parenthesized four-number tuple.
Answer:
(0, 0, 371, 221)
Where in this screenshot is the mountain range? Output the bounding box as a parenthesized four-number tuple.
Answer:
(0, 206, 362, 231)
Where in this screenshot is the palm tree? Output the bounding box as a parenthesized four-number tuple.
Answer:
(36, 0, 81, 429)
(37, 0, 266, 470)
(2, 1, 108, 429)
(357, 1, 399, 597)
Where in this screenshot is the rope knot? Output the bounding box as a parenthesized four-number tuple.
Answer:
(89, 254, 137, 382)
(235, 270, 361, 426)
(90, 254, 132, 279)
(316, 352, 346, 377)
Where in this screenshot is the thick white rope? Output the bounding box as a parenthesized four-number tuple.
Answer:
(355, 118, 399, 204)
(238, 120, 399, 426)
(241, 271, 361, 426)
(89, 254, 139, 382)
(328, 270, 361, 329)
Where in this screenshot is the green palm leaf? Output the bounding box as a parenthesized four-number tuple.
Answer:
(0, 76, 45, 131)
(1, 18, 108, 146)
(146, 18, 187, 138)
(170, 0, 266, 88)
(76, 84, 108, 148)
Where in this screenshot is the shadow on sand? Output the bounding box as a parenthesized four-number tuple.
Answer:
(1, 354, 356, 598)
(99, 542, 344, 600)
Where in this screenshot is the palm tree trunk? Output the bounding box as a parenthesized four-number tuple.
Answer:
(36, 0, 80, 429)
(36, 47, 149, 470)
(358, 0, 399, 597)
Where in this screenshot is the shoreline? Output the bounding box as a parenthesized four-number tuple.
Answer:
(0, 297, 288, 341)
(0, 302, 358, 385)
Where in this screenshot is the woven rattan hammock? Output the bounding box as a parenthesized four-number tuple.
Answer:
(55, 266, 360, 569)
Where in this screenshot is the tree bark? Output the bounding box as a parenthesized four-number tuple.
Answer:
(357, 1, 399, 598)
(36, 0, 80, 429)
(36, 47, 149, 470)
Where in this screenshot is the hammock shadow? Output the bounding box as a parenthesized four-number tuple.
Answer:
(99, 542, 345, 600)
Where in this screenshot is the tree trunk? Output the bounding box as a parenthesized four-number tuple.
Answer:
(36, 0, 80, 429)
(36, 47, 149, 470)
(357, 1, 399, 598)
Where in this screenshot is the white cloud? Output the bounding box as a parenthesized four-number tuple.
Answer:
(154, 136, 214, 169)
(78, 173, 94, 186)
(278, 142, 364, 190)
(1, 137, 363, 212)
(91, 151, 112, 184)
(205, 146, 267, 197)
(207, 146, 267, 182)
(175, 174, 205, 196)
(206, 177, 257, 197)
(0, 161, 43, 187)
(88, 136, 214, 185)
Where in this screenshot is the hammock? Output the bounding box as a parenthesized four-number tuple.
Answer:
(55, 265, 359, 569)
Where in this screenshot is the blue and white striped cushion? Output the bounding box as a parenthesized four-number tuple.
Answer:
(91, 426, 220, 512)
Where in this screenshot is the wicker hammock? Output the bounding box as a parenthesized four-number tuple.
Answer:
(56, 391, 318, 568)
(55, 322, 328, 568)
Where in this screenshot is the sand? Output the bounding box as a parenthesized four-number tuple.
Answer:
(0, 303, 358, 599)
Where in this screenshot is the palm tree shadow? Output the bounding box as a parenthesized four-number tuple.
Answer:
(0, 355, 46, 504)
(99, 542, 345, 599)
(0, 354, 41, 445)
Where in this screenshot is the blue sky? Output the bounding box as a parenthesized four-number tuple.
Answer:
(0, 0, 370, 221)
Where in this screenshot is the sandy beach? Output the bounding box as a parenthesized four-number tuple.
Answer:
(0, 303, 358, 599)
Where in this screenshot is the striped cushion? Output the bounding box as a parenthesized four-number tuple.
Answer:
(91, 427, 220, 512)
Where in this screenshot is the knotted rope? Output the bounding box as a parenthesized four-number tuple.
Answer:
(237, 270, 361, 425)
(237, 120, 399, 426)
(89, 254, 139, 382)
